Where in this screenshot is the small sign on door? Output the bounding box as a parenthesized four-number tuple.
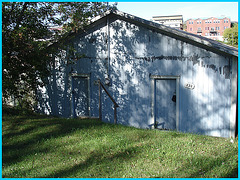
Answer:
(185, 83, 195, 90)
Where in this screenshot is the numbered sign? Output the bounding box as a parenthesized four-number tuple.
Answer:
(185, 83, 195, 90)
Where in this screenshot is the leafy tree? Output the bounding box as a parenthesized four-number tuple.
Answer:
(223, 23, 238, 47)
(2, 2, 116, 109)
(2, 2, 57, 108)
(58, 2, 117, 33)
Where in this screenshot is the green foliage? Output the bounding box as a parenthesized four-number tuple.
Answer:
(2, 2, 117, 108)
(2, 104, 37, 116)
(58, 2, 117, 33)
(2, 115, 238, 178)
(223, 23, 238, 47)
(3, 2, 59, 107)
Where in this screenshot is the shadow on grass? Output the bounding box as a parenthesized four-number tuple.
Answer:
(46, 146, 140, 178)
(2, 116, 105, 167)
(3, 115, 147, 178)
(2, 115, 238, 178)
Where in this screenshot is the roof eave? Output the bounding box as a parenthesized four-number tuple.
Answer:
(61, 10, 238, 58)
(111, 10, 238, 57)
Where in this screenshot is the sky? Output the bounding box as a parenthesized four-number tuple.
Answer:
(114, 2, 238, 22)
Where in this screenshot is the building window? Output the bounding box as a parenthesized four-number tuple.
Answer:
(213, 20, 215, 23)
(190, 28, 193, 31)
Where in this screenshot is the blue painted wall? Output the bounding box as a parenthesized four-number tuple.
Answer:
(37, 15, 234, 138)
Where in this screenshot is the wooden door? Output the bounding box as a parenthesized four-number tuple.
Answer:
(155, 79, 176, 130)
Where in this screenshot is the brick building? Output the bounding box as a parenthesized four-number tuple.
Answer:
(186, 17, 231, 41)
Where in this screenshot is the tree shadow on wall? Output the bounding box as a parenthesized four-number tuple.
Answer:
(37, 14, 234, 140)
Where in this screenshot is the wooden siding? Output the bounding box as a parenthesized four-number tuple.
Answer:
(37, 15, 236, 138)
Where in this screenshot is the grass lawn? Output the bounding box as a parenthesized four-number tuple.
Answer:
(2, 114, 238, 178)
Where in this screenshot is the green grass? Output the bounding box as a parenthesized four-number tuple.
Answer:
(2, 114, 238, 178)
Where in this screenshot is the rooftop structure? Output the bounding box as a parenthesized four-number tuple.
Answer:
(152, 15, 183, 30)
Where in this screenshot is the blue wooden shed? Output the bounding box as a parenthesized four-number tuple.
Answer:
(37, 10, 238, 138)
